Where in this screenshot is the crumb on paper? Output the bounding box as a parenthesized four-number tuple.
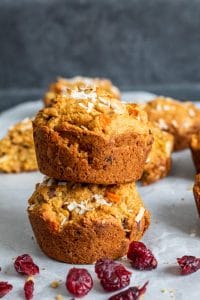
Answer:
(169, 289, 175, 299)
(56, 295, 63, 300)
(119, 255, 127, 262)
(190, 229, 197, 237)
(27, 276, 34, 282)
(161, 288, 175, 298)
(51, 281, 60, 288)
(190, 232, 196, 237)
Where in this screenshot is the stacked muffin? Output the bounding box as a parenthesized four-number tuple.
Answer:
(28, 85, 153, 264)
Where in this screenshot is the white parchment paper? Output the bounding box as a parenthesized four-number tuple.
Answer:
(0, 93, 199, 300)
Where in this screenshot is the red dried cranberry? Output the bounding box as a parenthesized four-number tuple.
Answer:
(127, 241, 157, 270)
(0, 281, 13, 298)
(108, 281, 148, 300)
(24, 280, 34, 300)
(66, 268, 93, 297)
(95, 259, 131, 292)
(177, 255, 200, 275)
(14, 254, 39, 276)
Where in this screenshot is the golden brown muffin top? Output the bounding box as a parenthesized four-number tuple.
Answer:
(35, 87, 150, 136)
(28, 177, 146, 230)
(44, 76, 120, 106)
(144, 96, 200, 133)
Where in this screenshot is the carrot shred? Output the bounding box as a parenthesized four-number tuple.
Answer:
(105, 191, 120, 203)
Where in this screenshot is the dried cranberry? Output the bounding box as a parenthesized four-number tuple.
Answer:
(108, 281, 148, 300)
(95, 259, 131, 292)
(127, 241, 157, 270)
(0, 281, 13, 298)
(14, 254, 39, 276)
(24, 280, 34, 300)
(66, 268, 93, 297)
(177, 255, 200, 275)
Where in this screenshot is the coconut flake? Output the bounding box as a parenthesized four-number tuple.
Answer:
(87, 102, 94, 112)
(60, 217, 68, 226)
(188, 108, 196, 117)
(0, 155, 9, 163)
(78, 103, 88, 110)
(110, 102, 125, 114)
(93, 194, 112, 206)
(135, 207, 145, 223)
(28, 204, 35, 211)
(71, 89, 97, 102)
(65, 194, 112, 215)
(158, 119, 168, 130)
(165, 140, 173, 156)
(163, 105, 171, 111)
(67, 202, 79, 211)
(171, 120, 178, 128)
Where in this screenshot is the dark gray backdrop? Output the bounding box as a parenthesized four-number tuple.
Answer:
(1, 0, 200, 111)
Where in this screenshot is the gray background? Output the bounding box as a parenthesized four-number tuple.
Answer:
(1, 0, 200, 111)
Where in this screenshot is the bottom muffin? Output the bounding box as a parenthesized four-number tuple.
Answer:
(28, 177, 150, 264)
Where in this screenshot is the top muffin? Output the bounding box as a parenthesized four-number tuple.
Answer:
(33, 88, 153, 184)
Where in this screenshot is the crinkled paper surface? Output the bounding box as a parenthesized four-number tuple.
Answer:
(0, 92, 199, 300)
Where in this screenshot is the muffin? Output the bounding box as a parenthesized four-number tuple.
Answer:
(33, 88, 153, 184)
(28, 177, 150, 264)
(190, 132, 200, 173)
(144, 96, 200, 151)
(44, 76, 120, 107)
(0, 118, 38, 173)
(193, 174, 200, 216)
(141, 124, 174, 185)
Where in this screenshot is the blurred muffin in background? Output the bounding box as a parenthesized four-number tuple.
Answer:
(144, 96, 200, 151)
(44, 76, 120, 107)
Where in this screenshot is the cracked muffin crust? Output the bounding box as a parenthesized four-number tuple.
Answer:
(0, 118, 38, 173)
(33, 88, 153, 184)
(190, 132, 200, 173)
(144, 96, 200, 151)
(44, 76, 120, 107)
(141, 124, 174, 185)
(193, 174, 200, 217)
(28, 177, 150, 264)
